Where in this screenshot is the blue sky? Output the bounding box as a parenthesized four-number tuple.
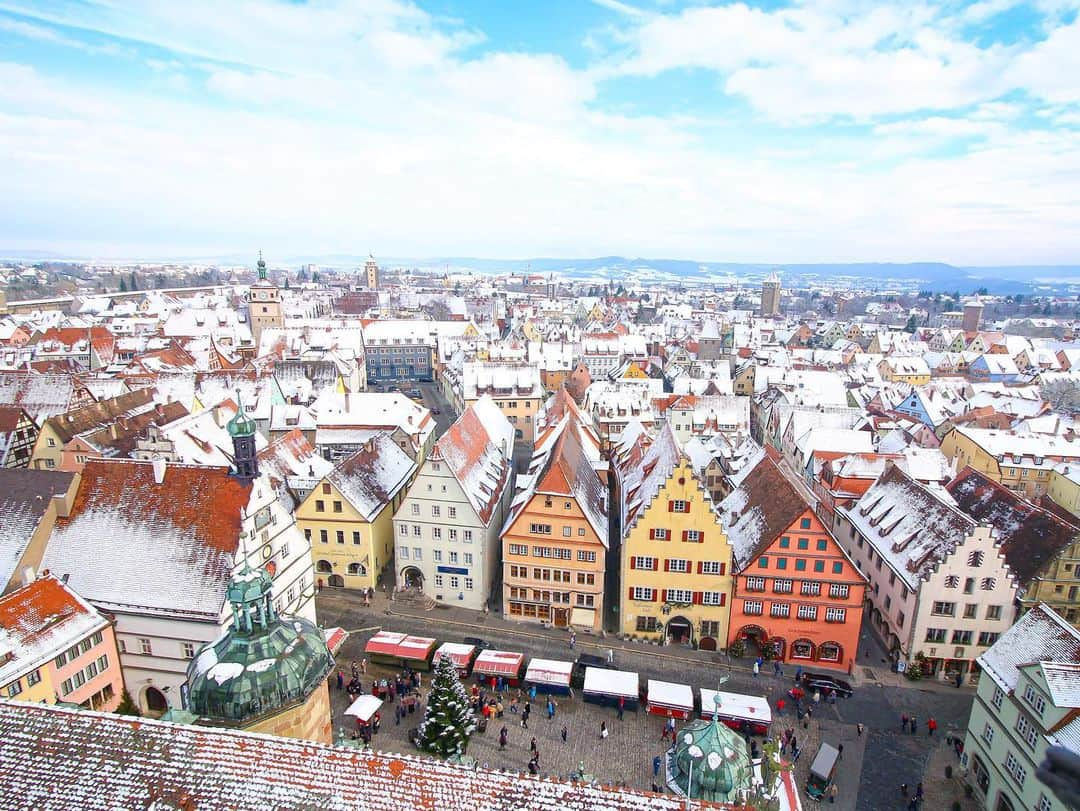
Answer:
(0, 0, 1079, 263)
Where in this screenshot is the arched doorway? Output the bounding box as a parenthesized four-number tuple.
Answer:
(699, 637, 717, 651)
(401, 566, 424, 591)
(143, 686, 168, 717)
(348, 562, 367, 577)
(316, 559, 332, 574)
(667, 616, 693, 646)
(735, 624, 769, 657)
(995, 792, 1016, 811)
(328, 574, 344, 588)
(969, 754, 990, 795)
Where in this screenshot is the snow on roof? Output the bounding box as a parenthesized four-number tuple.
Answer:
(978, 604, 1080, 693)
(431, 396, 513, 527)
(794, 427, 873, 461)
(0, 469, 76, 590)
(719, 456, 812, 568)
(1039, 662, 1080, 709)
(0, 700, 717, 811)
(841, 465, 974, 590)
(0, 372, 78, 421)
(952, 426, 1080, 460)
(647, 680, 694, 709)
(328, 434, 417, 523)
(42, 460, 252, 619)
(0, 575, 108, 685)
(310, 391, 433, 442)
(623, 423, 684, 529)
(582, 667, 638, 698)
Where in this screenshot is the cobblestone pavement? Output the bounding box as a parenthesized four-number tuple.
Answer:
(317, 590, 974, 808)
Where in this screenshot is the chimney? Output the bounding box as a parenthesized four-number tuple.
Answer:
(152, 457, 167, 484)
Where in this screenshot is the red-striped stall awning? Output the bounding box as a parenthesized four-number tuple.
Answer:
(473, 650, 525, 677)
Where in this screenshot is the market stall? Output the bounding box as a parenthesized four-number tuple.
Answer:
(473, 650, 526, 686)
(434, 643, 478, 677)
(364, 631, 408, 667)
(699, 688, 772, 736)
(646, 679, 693, 719)
(582, 667, 640, 711)
(523, 658, 573, 696)
(363, 632, 438, 671)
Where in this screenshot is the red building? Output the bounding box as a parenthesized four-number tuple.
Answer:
(721, 456, 867, 673)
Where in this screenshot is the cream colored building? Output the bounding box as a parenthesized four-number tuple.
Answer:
(392, 396, 515, 611)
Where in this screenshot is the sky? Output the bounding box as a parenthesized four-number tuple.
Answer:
(0, 0, 1079, 265)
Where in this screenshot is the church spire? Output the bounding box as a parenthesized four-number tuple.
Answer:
(257, 250, 267, 282)
(227, 390, 259, 481)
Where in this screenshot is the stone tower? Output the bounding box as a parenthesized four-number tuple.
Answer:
(365, 254, 379, 290)
(963, 297, 983, 333)
(248, 252, 283, 349)
(183, 563, 335, 743)
(760, 272, 781, 317)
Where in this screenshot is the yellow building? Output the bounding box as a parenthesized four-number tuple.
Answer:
(1048, 465, 1080, 520)
(619, 425, 735, 648)
(462, 362, 545, 445)
(877, 357, 931, 386)
(941, 426, 1080, 500)
(296, 434, 416, 591)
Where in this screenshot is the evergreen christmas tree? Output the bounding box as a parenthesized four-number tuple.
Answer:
(115, 688, 141, 716)
(417, 654, 476, 757)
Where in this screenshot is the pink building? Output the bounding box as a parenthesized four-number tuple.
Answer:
(0, 574, 124, 711)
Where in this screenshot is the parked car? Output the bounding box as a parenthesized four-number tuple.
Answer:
(571, 652, 614, 688)
(464, 636, 491, 651)
(800, 672, 854, 698)
(432, 407, 441, 415)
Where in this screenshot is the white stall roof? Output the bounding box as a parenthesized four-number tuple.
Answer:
(583, 667, 639, 698)
(435, 643, 476, 667)
(474, 650, 525, 676)
(699, 688, 772, 725)
(647, 679, 693, 709)
(524, 658, 573, 686)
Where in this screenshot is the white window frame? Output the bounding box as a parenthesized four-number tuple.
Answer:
(631, 586, 655, 601)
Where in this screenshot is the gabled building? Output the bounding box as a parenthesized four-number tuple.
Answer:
(0, 405, 37, 468)
(962, 604, 1080, 811)
(721, 456, 866, 672)
(947, 467, 1080, 628)
(39, 410, 316, 716)
(393, 396, 515, 611)
(458, 361, 544, 445)
(296, 433, 416, 592)
(835, 465, 1018, 682)
(940, 426, 1080, 500)
(501, 409, 608, 630)
(0, 574, 124, 711)
(619, 424, 735, 649)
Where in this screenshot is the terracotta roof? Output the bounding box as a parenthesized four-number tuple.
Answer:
(429, 397, 513, 526)
(947, 466, 1080, 587)
(0, 701, 722, 810)
(0, 404, 26, 433)
(0, 575, 106, 683)
(43, 459, 252, 618)
(77, 400, 189, 456)
(719, 456, 813, 568)
(0, 372, 78, 421)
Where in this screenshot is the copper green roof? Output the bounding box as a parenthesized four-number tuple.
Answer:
(670, 713, 754, 803)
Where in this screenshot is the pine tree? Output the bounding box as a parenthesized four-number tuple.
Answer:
(115, 688, 141, 716)
(417, 654, 476, 757)
(129, 272, 138, 291)
(119, 277, 128, 293)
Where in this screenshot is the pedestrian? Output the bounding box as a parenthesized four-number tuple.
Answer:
(915, 782, 924, 802)
(529, 685, 537, 701)
(607, 648, 614, 665)
(828, 782, 838, 804)
(511, 696, 518, 714)
(617, 695, 625, 721)
(351, 660, 359, 679)
(828, 689, 836, 705)
(910, 715, 917, 734)
(530, 736, 538, 755)
(792, 744, 801, 762)
(837, 743, 844, 760)
(752, 660, 760, 677)
(790, 734, 797, 753)
(653, 754, 662, 777)
(857, 722, 864, 737)
(795, 665, 803, 683)
(600, 721, 608, 739)
(528, 757, 539, 775)
(497, 676, 504, 693)
(361, 658, 367, 674)
(955, 672, 963, 689)
(547, 698, 556, 720)
(928, 717, 937, 736)
(774, 661, 782, 677)
(651, 781, 660, 794)
(521, 713, 529, 730)
(569, 631, 576, 649)
(524, 701, 531, 720)
(496, 700, 504, 718)
(336, 670, 344, 690)
(395, 703, 401, 725)
(499, 726, 508, 749)
(777, 698, 785, 715)
(900, 782, 908, 797)
(901, 712, 909, 731)
(561, 725, 567, 743)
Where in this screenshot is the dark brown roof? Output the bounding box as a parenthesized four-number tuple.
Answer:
(0, 468, 77, 586)
(720, 455, 813, 568)
(0, 404, 27, 433)
(946, 466, 1080, 586)
(46, 387, 160, 444)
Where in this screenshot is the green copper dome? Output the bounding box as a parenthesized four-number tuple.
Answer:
(185, 564, 333, 725)
(226, 393, 257, 438)
(670, 705, 754, 803)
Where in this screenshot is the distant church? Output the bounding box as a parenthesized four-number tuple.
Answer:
(760, 272, 781, 317)
(249, 252, 284, 348)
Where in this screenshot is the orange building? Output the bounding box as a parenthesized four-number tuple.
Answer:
(721, 456, 866, 673)
(500, 408, 607, 630)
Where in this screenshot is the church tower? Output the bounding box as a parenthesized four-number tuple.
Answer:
(760, 272, 782, 317)
(249, 252, 283, 349)
(228, 393, 259, 481)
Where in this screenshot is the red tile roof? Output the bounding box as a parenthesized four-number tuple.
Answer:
(0, 701, 724, 810)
